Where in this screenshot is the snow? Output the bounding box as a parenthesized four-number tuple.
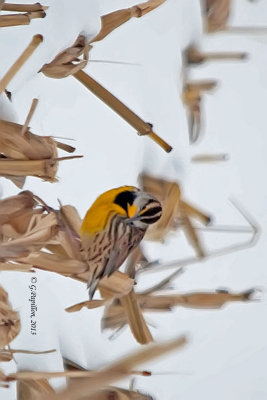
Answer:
(0, 0, 267, 399)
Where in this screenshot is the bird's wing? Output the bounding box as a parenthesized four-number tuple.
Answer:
(103, 226, 145, 279)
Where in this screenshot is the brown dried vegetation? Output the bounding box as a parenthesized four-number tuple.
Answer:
(0, 286, 20, 348)
(0, 101, 82, 188)
(140, 174, 211, 257)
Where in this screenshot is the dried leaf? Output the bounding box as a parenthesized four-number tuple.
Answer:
(0, 347, 55, 362)
(120, 289, 153, 345)
(21, 252, 88, 275)
(0, 287, 8, 303)
(92, 0, 166, 43)
(0, 35, 43, 92)
(0, 213, 58, 258)
(2, 175, 26, 189)
(97, 272, 134, 299)
(180, 213, 206, 258)
(205, 0, 231, 32)
(0, 350, 13, 362)
(102, 303, 127, 331)
(0, 286, 20, 347)
(184, 45, 246, 65)
(59, 205, 82, 235)
(17, 379, 55, 400)
(0, 261, 33, 272)
(0, 117, 80, 187)
(41, 335, 187, 400)
(140, 174, 211, 256)
(0, 190, 35, 225)
(41, 35, 90, 79)
(2, 3, 46, 13)
(0, 13, 31, 28)
(66, 299, 110, 313)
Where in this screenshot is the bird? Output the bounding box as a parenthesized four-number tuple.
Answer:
(80, 186, 162, 299)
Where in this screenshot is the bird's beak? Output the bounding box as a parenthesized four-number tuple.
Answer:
(127, 203, 138, 218)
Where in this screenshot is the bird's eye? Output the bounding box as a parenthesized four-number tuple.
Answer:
(114, 191, 136, 212)
(138, 200, 162, 224)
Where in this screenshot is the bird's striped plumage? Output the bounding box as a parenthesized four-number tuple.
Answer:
(80, 186, 162, 298)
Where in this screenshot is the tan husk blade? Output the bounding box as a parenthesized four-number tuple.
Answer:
(39, 335, 187, 400)
(41, 35, 90, 79)
(139, 173, 211, 256)
(0, 347, 56, 362)
(0, 117, 82, 187)
(204, 0, 231, 32)
(0, 13, 31, 27)
(184, 44, 247, 65)
(102, 288, 256, 330)
(182, 81, 217, 143)
(0, 261, 33, 272)
(0, 190, 36, 224)
(101, 289, 255, 329)
(119, 289, 153, 344)
(2, 3, 46, 12)
(136, 289, 257, 310)
(65, 299, 110, 313)
(92, 0, 166, 43)
(87, 387, 152, 400)
(21, 98, 39, 135)
(17, 379, 55, 400)
(96, 272, 134, 299)
(0, 286, 21, 347)
(0, 35, 43, 93)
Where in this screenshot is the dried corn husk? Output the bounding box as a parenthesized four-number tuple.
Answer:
(184, 45, 246, 65)
(63, 359, 153, 400)
(5, 336, 184, 397)
(139, 173, 211, 257)
(0, 117, 81, 188)
(0, 190, 36, 225)
(40, 335, 187, 400)
(0, 12, 45, 28)
(0, 286, 20, 347)
(102, 288, 257, 330)
(204, 0, 231, 32)
(17, 379, 55, 400)
(41, 35, 91, 79)
(2, 3, 46, 13)
(0, 35, 43, 94)
(92, 0, 166, 43)
(0, 348, 55, 362)
(120, 289, 153, 344)
(182, 81, 217, 143)
(65, 299, 111, 313)
(88, 387, 153, 400)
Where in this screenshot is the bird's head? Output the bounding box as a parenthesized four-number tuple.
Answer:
(81, 186, 162, 235)
(113, 186, 162, 229)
